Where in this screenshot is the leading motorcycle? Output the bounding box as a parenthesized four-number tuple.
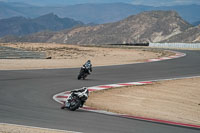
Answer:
(77, 66, 89, 80)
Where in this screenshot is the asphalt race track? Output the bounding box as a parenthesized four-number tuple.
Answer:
(0, 50, 200, 133)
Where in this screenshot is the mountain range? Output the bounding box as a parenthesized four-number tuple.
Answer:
(0, 2, 200, 24)
(1, 10, 199, 44)
(0, 13, 84, 37)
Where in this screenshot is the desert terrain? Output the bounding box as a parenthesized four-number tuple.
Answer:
(86, 77, 200, 125)
(0, 124, 73, 133)
(0, 43, 170, 70)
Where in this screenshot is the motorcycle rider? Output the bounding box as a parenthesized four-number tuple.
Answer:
(83, 60, 92, 74)
(71, 87, 88, 93)
(71, 87, 89, 107)
(62, 87, 89, 109)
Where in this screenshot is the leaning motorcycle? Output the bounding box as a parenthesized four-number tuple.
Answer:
(61, 88, 89, 111)
(77, 66, 88, 80)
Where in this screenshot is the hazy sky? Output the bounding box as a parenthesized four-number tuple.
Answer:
(1, 0, 200, 6)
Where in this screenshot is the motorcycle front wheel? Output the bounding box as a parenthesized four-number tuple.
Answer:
(69, 97, 81, 111)
(77, 74, 81, 80)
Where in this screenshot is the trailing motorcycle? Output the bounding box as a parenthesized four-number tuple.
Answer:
(61, 87, 89, 111)
(77, 66, 89, 80)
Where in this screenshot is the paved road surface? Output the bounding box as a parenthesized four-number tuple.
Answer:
(0, 50, 200, 133)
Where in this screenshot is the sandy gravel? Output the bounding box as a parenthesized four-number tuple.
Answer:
(86, 77, 200, 125)
(0, 43, 171, 70)
(0, 124, 75, 133)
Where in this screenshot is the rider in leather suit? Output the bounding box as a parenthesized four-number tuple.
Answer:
(83, 60, 92, 74)
(70, 87, 89, 107)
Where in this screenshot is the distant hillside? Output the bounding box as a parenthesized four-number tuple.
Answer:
(192, 21, 200, 26)
(161, 25, 200, 43)
(0, 2, 200, 24)
(0, 11, 193, 44)
(0, 13, 84, 37)
(0, 2, 34, 18)
(0, 31, 56, 43)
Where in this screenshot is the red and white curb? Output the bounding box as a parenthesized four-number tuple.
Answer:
(53, 81, 152, 104)
(53, 51, 200, 129)
(81, 107, 200, 129)
(53, 79, 200, 129)
(146, 50, 186, 62)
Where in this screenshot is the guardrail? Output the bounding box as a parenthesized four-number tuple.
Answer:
(149, 43, 200, 49)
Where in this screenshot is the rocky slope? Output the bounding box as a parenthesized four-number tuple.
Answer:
(56, 10, 191, 44)
(162, 25, 200, 43)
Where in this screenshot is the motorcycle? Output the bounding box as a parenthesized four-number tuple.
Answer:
(61, 88, 89, 111)
(77, 66, 89, 80)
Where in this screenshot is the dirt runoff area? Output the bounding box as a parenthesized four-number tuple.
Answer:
(0, 124, 74, 133)
(86, 77, 200, 125)
(0, 43, 172, 70)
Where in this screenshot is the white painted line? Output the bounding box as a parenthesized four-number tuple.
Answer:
(148, 59, 161, 61)
(151, 75, 200, 82)
(160, 57, 171, 60)
(125, 82, 145, 85)
(101, 84, 125, 87)
(88, 86, 106, 90)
